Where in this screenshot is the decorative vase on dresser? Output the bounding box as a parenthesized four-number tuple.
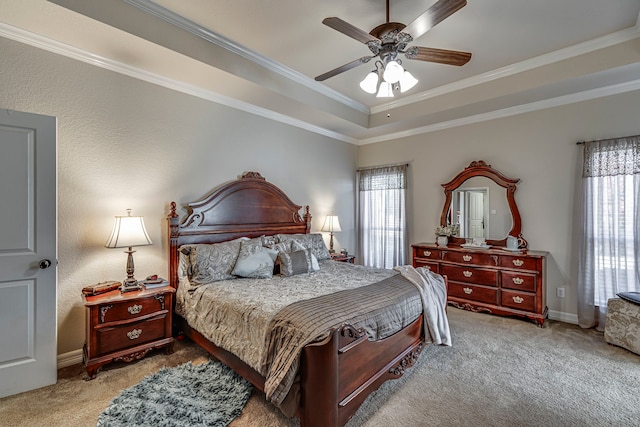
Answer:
(436, 235, 448, 247)
(419, 160, 549, 327)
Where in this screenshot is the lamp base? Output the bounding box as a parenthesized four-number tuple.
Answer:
(120, 279, 143, 293)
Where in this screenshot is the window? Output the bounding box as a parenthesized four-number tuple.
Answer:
(358, 165, 407, 269)
(578, 136, 640, 329)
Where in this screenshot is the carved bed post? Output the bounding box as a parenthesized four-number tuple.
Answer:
(168, 202, 180, 290)
(303, 206, 312, 234)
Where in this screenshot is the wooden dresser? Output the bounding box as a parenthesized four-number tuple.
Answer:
(412, 243, 548, 326)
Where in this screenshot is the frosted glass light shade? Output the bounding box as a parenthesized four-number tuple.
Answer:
(376, 82, 394, 98)
(105, 213, 152, 248)
(382, 60, 403, 84)
(321, 215, 342, 233)
(359, 71, 379, 94)
(399, 70, 418, 92)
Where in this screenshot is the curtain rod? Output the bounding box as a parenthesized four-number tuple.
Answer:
(576, 134, 640, 145)
(357, 162, 410, 171)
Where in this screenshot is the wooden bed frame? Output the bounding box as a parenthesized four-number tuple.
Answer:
(167, 172, 426, 427)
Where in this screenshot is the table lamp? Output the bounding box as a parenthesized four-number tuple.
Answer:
(105, 209, 152, 292)
(321, 214, 342, 253)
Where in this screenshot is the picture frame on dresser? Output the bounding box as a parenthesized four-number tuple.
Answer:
(413, 161, 548, 327)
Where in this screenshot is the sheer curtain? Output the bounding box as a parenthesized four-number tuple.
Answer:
(578, 136, 640, 329)
(358, 164, 407, 269)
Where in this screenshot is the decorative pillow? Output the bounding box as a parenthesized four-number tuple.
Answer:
(180, 240, 243, 285)
(261, 235, 279, 247)
(277, 233, 331, 261)
(278, 248, 320, 277)
(232, 240, 278, 279)
(292, 240, 320, 271)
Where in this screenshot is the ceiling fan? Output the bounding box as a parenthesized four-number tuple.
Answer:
(315, 0, 472, 95)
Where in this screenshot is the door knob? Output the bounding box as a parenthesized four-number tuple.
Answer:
(39, 259, 53, 269)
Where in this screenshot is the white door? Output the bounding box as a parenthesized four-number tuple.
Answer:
(467, 191, 485, 238)
(0, 109, 57, 398)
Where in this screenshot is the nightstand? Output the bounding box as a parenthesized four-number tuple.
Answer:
(331, 253, 356, 263)
(82, 285, 175, 380)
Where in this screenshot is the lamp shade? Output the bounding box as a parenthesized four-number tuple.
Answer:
(359, 71, 379, 94)
(376, 81, 394, 98)
(399, 70, 418, 92)
(321, 215, 342, 233)
(105, 211, 152, 248)
(382, 60, 403, 84)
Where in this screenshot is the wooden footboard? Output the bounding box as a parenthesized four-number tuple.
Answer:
(176, 313, 425, 427)
(300, 315, 424, 427)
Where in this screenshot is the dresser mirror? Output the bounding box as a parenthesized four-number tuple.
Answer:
(440, 160, 526, 248)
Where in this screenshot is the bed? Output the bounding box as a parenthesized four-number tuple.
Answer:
(167, 171, 449, 427)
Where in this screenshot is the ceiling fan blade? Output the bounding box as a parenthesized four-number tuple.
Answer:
(322, 17, 380, 44)
(315, 56, 374, 81)
(403, 0, 467, 41)
(405, 46, 471, 66)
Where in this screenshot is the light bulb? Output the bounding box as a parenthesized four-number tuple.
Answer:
(359, 71, 379, 94)
(399, 70, 418, 92)
(376, 82, 394, 98)
(382, 60, 403, 84)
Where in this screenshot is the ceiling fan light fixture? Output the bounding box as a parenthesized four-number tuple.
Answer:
(376, 81, 394, 98)
(382, 60, 404, 84)
(399, 70, 418, 92)
(359, 71, 379, 94)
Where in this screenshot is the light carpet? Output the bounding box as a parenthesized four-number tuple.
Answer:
(1, 308, 639, 427)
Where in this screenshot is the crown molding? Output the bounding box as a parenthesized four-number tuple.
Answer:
(0, 22, 357, 144)
(359, 78, 640, 145)
(372, 24, 640, 114)
(124, 0, 370, 115)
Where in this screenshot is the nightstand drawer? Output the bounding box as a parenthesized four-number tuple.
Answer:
(99, 294, 168, 323)
(97, 315, 167, 355)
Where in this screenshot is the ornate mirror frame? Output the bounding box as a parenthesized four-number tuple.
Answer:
(440, 160, 526, 248)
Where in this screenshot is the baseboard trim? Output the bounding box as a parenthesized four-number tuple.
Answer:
(57, 349, 83, 369)
(548, 310, 578, 325)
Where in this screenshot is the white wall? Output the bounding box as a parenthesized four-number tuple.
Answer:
(0, 37, 357, 355)
(358, 90, 640, 322)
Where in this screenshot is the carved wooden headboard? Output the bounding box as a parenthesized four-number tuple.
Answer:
(167, 172, 312, 289)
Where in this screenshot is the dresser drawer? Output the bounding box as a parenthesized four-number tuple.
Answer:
(96, 315, 167, 355)
(414, 259, 439, 273)
(501, 290, 536, 312)
(444, 251, 496, 266)
(499, 255, 538, 271)
(501, 271, 537, 292)
(99, 294, 168, 324)
(448, 282, 498, 305)
(413, 247, 441, 261)
(442, 264, 498, 287)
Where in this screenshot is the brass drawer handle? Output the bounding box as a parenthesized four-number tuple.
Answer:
(512, 296, 524, 304)
(512, 277, 524, 285)
(463, 287, 473, 295)
(512, 259, 524, 267)
(425, 265, 431, 271)
(463, 270, 473, 278)
(127, 329, 142, 340)
(423, 250, 431, 257)
(128, 304, 142, 315)
(463, 255, 472, 262)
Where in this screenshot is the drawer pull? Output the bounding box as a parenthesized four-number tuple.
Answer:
(127, 329, 142, 340)
(425, 265, 431, 271)
(463, 270, 473, 278)
(512, 277, 524, 285)
(512, 296, 524, 304)
(128, 304, 142, 315)
(463, 287, 473, 295)
(463, 255, 472, 262)
(423, 250, 431, 257)
(512, 259, 524, 267)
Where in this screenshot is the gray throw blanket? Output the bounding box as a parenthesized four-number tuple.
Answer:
(394, 265, 452, 346)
